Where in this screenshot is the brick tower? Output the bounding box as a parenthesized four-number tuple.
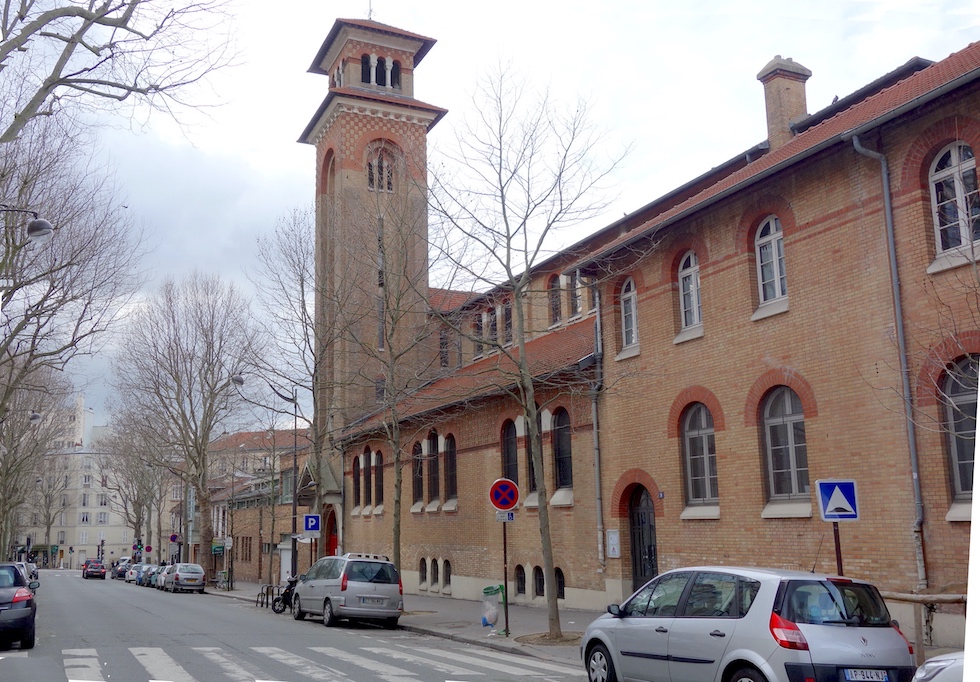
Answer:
(300, 19, 446, 435)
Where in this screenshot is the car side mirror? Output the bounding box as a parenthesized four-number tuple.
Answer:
(29, 580, 39, 591)
(298, 574, 307, 581)
(607, 603, 622, 617)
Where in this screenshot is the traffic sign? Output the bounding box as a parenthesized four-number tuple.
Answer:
(145, 545, 152, 553)
(817, 479, 859, 521)
(489, 478, 519, 511)
(304, 514, 321, 532)
(495, 511, 515, 522)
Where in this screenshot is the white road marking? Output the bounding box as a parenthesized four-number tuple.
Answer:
(194, 646, 269, 682)
(310, 646, 417, 679)
(252, 647, 346, 681)
(435, 646, 587, 676)
(63, 648, 106, 681)
(130, 647, 196, 682)
(416, 646, 568, 677)
(361, 647, 483, 676)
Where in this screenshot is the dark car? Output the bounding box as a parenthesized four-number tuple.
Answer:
(0, 562, 39, 649)
(82, 560, 107, 579)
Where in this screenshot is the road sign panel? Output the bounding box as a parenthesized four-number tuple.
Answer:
(817, 479, 859, 521)
(489, 478, 519, 511)
(495, 511, 515, 522)
(304, 514, 321, 532)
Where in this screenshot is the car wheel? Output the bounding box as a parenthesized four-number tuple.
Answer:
(20, 622, 35, 650)
(323, 599, 338, 627)
(729, 668, 766, 682)
(292, 599, 305, 620)
(586, 643, 618, 682)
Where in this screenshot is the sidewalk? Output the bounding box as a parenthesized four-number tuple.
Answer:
(211, 580, 600, 666)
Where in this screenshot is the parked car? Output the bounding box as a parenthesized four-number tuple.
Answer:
(125, 562, 144, 583)
(0, 562, 39, 649)
(82, 559, 107, 579)
(156, 565, 174, 590)
(26, 563, 38, 580)
(13, 562, 29, 581)
(140, 565, 158, 586)
(580, 566, 916, 682)
(113, 563, 128, 579)
(164, 563, 206, 593)
(292, 552, 403, 628)
(914, 651, 964, 682)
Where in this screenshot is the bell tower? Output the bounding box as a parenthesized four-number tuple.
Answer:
(300, 19, 446, 433)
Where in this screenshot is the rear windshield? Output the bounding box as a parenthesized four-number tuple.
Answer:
(177, 564, 204, 574)
(345, 561, 399, 584)
(781, 579, 892, 626)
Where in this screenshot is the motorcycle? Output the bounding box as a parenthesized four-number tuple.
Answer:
(272, 575, 298, 614)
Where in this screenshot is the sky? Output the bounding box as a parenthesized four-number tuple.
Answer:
(77, 0, 980, 421)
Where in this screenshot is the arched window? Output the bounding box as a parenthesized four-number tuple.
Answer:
(375, 451, 384, 504)
(553, 408, 573, 489)
(548, 275, 562, 326)
(444, 435, 458, 500)
(352, 456, 361, 507)
(555, 568, 565, 599)
(361, 54, 371, 83)
(502, 420, 518, 484)
(375, 57, 387, 87)
(533, 566, 545, 597)
(418, 558, 427, 584)
(515, 565, 526, 594)
(943, 356, 978, 499)
(412, 442, 423, 504)
(473, 313, 484, 358)
(363, 447, 372, 506)
(763, 387, 808, 499)
(620, 277, 638, 347)
(367, 147, 394, 193)
(568, 270, 582, 317)
(930, 142, 979, 253)
(525, 410, 541, 492)
(683, 403, 718, 504)
(755, 216, 786, 303)
(391, 61, 401, 88)
(679, 251, 701, 329)
(431, 558, 438, 585)
(443, 560, 451, 586)
(427, 430, 440, 503)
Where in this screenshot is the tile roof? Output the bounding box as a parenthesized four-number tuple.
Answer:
(578, 40, 980, 267)
(210, 429, 308, 452)
(309, 18, 437, 75)
(429, 287, 474, 312)
(344, 317, 596, 437)
(299, 87, 448, 144)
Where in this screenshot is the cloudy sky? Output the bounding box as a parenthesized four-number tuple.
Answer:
(78, 0, 980, 422)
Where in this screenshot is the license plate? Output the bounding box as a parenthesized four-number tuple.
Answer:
(184, 578, 198, 583)
(845, 669, 888, 682)
(361, 597, 385, 605)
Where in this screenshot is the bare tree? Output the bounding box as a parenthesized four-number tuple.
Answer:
(0, 0, 236, 143)
(427, 67, 626, 638)
(111, 272, 258, 574)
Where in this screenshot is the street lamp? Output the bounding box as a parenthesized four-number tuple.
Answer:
(269, 384, 299, 578)
(0, 205, 53, 243)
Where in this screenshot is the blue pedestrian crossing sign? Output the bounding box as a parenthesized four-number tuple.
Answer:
(304, 514, 321, 532)
(816, 479, 859, 522)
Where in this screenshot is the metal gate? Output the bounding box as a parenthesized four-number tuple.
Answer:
(629, 487, 658, 592)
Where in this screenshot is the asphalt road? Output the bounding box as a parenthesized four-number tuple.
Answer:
(0, 569, 584, 682)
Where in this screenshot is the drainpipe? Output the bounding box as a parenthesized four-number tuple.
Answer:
(850, 135, 927, 591)
(590, 281, 606, 573)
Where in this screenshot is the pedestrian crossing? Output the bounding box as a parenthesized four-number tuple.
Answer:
(46, 641, 585, 681)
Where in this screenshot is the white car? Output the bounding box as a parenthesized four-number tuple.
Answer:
(581, 566, 916, 682)
(125, 563, 143, 583)
(914, 651, 964, 682)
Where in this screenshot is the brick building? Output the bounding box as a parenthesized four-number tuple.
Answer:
(303, 18, 974, 644)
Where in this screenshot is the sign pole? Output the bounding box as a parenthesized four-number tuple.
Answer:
(502, 522, 510, 637)
(833, 521, 843, 575)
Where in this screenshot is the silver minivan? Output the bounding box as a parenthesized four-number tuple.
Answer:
(292, 553, 403, 628)
(581, 566, 916, 682)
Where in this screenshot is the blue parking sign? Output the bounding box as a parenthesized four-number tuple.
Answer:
(304, 514, 321, 532)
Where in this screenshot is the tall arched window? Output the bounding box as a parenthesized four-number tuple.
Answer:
(548, 275, 562, 326)
(443, 560, 451, 586)
(418, 558, 427, 584)
(930, 142, 978, 253)
(755, 216, 786, 303)
(525, 411, 541, 493)
(375, 57, 387, 87)
(683, 403, 718, 504)
(367, 147, 394, 193)
(679, 251, 702, 329)
(502, 420, 518, 484)
(553, 408, 573, 489)
(555, 568, 565, 599)
(515, 565, 526, 594)
(363, 447, 372, 507)
(620, 277, 638, 347)
(431, 558, 438, 585)
(412, 442, 423, 504)
(763, 387, 808, 499)
(427, 430, 440, 503)
(352, 456, 361, 507)
(361, 54, 371, 83)
(533, 566, 545, 596)
(444, 435, 458, 500)
(391, 61, 401, 88)
(943, 356, 978, 499)
(375, 451, 384, 505)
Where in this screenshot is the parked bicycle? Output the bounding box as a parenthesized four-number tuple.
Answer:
(271, 575, 298, 614)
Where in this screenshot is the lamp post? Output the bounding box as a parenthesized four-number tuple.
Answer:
(270, 385, 299, 578)
(0, 205, 53, 243)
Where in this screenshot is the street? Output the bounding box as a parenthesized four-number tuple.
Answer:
(0, 570, 584, 682)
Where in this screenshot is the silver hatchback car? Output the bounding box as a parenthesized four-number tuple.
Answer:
(292, 553, 403, 628)
(581, 566, 916, 682)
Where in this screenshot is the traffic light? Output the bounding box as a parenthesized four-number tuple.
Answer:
(68, 546, 74, 554)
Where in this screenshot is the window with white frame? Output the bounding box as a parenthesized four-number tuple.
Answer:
(82, 474, 92, 488)
(763, 387, 808, 499)
(79, 531, 88, 544)
(568, 271, 582, 318)
(678, 251, 702, 329)
(683, 403, 718, 504)
(57, 531, 66, 544)
(620, 277, 638, 347)
(97, 512, 109, 525)
(930, 142, 978, 253)
(79, 512, 89, 524)
(81, 493, 89, 507)
(553, 408, 573, 489)
(943, 355, 977, 500)
(548, 275, 562, 326)
(755, 215, 786, 303)
(99, 494, 109, 507)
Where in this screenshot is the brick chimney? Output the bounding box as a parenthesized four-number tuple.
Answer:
(757, 55, 812, 150)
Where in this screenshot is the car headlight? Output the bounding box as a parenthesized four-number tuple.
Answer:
(913, 657, 956, 682)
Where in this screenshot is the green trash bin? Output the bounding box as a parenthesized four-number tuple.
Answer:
(481, 585, 502, 626)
